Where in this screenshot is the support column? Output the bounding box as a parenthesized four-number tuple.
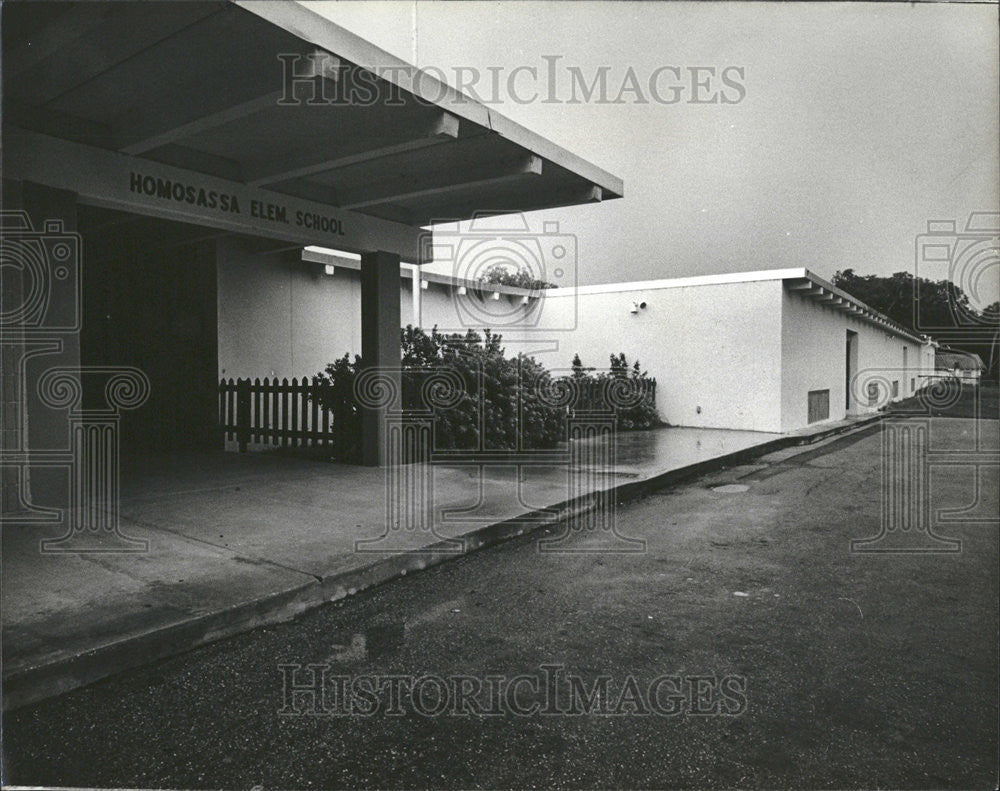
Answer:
(360, 250, 401, 466)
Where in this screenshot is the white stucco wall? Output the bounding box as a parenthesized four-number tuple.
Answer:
(921, 344, 939, 385)
(780, 286, 930, 431)
(418, 279, 786, 433)
(217, 252, 938, 434)
(217, 240, 413, 380)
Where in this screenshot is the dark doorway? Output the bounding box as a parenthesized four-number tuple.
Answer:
(846, 330, 858, 412)
(79, 207, 219, 455)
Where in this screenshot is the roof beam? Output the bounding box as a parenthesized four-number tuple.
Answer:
(246, 111, 461, 188)
(234, 0, 624, 199)
(142, 144, 245, 183)
(7, 4, 224, 107)
(116, 52, 340, 155)
(3, 101, 115, 150)
(5, 126, 424, 260)
(118, 90, 282, 156)
(340, 154, 543, 211)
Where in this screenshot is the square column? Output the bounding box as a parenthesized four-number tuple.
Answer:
(360, 250, 401, 466)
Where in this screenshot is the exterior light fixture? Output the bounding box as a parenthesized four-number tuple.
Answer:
(323, 264, 336, 276)
(491, 291, 501, 301)
(457, 285, 467, 295)
(520, 295, 530, 305)
(420, 280, 429, 290)
(630, 301, 647, 313)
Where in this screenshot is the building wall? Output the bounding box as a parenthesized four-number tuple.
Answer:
(216, 241, 413, 380)
(422, 277, 932, 434)
(433, 280, 787, 433)
(921, 344, 939, 386)
(217, 251, 937, 435)
(780, 286, 930, 431)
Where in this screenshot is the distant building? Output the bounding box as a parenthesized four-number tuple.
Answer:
(935, 349, 985, 386)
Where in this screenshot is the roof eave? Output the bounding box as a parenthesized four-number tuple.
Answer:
(231, 0, 624, 200)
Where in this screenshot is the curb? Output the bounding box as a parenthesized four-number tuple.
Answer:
(2, 413, 886, 711)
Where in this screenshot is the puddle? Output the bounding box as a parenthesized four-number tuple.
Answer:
(711, 484, 750, 493)
(573, 426, 783, 472)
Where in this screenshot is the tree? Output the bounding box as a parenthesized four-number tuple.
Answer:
(832, 269, 999, 382)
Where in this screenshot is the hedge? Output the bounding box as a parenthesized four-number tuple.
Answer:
(311, 326, 661, 463)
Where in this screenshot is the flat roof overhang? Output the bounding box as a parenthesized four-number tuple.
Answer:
(782, 269, 926, 345)
(2, 1, 623, 260)
(536, 267, 927, 345)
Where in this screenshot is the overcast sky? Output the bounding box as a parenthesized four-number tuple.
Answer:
(312, 1, 999, 306)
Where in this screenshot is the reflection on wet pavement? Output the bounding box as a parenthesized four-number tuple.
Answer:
(573, 426, 782, 475)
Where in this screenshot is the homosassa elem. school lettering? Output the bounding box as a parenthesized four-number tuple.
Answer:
(295, 210, 345, 235)
(129, 171, 239, 213)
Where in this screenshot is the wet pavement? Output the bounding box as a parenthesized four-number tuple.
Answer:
(2, 423, 785, 709)
(3, 417, 996, 789)
(573, 425, 783, 476)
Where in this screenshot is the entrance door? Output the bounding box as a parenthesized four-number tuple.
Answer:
(846, 330, 858, 412)
(80, 207, 219, 455)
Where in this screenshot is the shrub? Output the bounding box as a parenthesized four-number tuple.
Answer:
(569, 352, 663, 431)
(312, 328, 663, 463)
(311, 327, 567, 461)
(310, 352, 363, 462)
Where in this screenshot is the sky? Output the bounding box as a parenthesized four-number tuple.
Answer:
(311, 1, 999, 307)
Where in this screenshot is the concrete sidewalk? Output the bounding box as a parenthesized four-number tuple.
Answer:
(1, 415, 881, 709)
